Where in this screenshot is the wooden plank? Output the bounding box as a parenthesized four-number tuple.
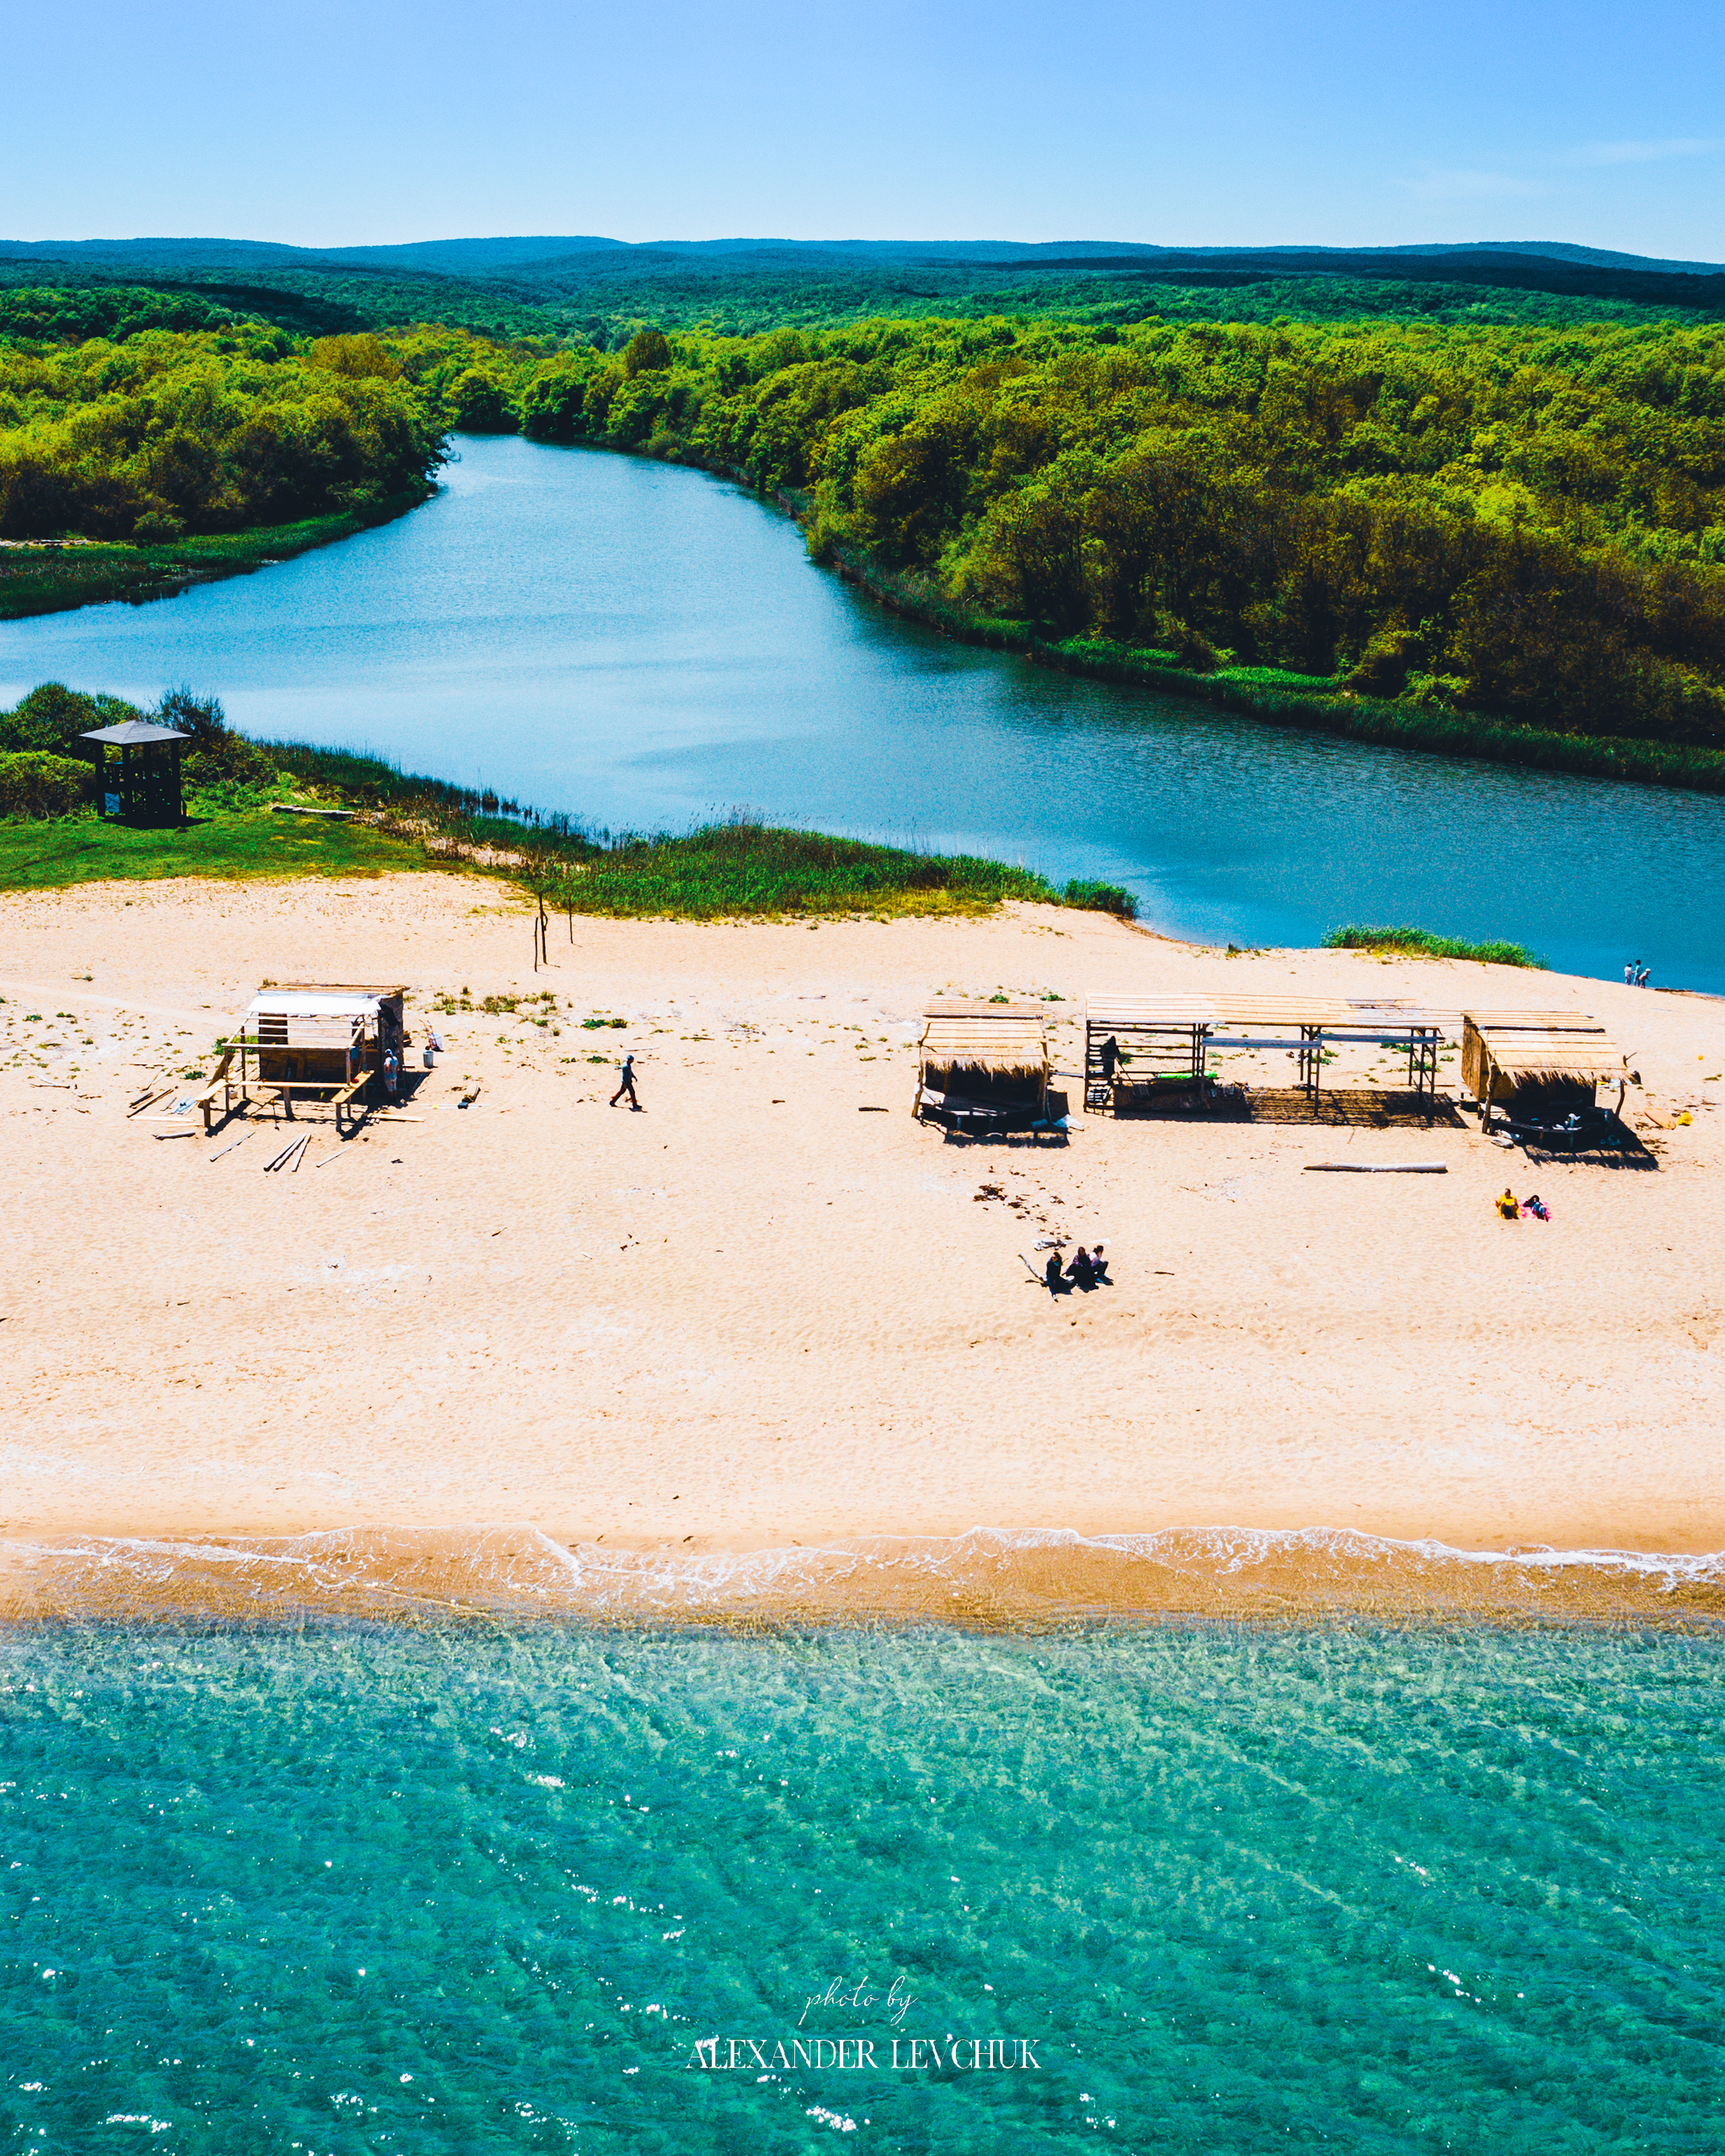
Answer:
(1304, 1162, 1448, 1173)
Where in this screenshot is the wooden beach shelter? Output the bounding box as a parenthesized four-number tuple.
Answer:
(1461, 1011, 1628, 1129)
(80, 717, 188, 828)
(1085, 995, 1450, 1113)
(915, 999, 1052, 1132)
(198, 983, 408, 1130)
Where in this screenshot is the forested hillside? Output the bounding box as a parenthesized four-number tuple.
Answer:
(5, 301, 1725, 752)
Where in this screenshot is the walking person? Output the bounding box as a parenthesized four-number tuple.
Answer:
(610, 1053, 640, 1110)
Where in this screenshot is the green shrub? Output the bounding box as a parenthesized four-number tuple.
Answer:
(0, 680, 143, 755)
(0, 751, 97, 819)
(1063, 878, 1139, 918)
(1215, 665, 1338, 692)
(1323, 924, 1545, 968)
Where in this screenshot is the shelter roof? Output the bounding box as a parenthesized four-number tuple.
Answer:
(1462, 1010, 1625, 1084)
(922, 999, 1053, 1020)
(79, 719, 190, 745)
(920, 1001, 1049, 1076)
(246, 985, 403, 1019)
(1087, 994, 1455, 1034)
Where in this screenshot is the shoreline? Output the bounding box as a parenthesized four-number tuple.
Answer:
(3, 1524, 1723, 1630)
(0, 485, 434, 622)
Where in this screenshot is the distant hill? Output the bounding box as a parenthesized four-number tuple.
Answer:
(3, 235, 1722, 343)
(3, 233, 1722, 277)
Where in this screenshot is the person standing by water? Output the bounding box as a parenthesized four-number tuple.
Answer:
(610, 1054, 640, 1110)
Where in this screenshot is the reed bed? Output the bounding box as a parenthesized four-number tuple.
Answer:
(1323, 924, 1546, 968)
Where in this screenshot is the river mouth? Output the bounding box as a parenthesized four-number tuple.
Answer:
(3, 435, 1722, 990)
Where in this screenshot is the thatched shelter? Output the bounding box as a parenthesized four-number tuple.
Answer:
(916, 1000, 1051, 1128)
(1461, 1011, 1627, 1129)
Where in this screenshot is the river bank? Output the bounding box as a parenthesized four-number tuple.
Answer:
(5, 435, 1722, 987)
(3, 871, 1720, 1624)
(0, 485, 434, 622)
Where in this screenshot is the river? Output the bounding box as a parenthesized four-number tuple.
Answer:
(3, 434, 1722, 990)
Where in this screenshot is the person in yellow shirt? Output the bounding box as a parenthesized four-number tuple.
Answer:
(1496, 1188, 1519, 1219)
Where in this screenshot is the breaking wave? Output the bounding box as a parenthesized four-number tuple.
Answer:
(4, 1523, 1722, 1627)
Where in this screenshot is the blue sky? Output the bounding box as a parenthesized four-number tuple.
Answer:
(7, 0, 1722, 258)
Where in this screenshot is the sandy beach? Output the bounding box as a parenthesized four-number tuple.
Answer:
(2, 873, 1721, 1621)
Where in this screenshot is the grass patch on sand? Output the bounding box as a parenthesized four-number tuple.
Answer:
(0, 788, 427, 890)
(0, 747, 1068, 920)
(521, 822, 1055, 920)
(1324, 923, 1546, 968)
(266, 742, 1068, 917)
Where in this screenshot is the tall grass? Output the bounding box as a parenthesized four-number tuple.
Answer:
(1323, 925, 1546, 968)
(526, 823, 1055, 919)
(256, 742, 1065, 915)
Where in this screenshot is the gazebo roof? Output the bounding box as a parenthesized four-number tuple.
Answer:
(79, 719, 190, 745)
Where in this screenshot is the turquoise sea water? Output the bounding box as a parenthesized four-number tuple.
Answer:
(3, 437, 1723, 990)
(3, 1624, 1720, 2153)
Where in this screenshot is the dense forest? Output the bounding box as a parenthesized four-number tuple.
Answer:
(0, 315, 446, 540)
(5, 295, 1725, 750)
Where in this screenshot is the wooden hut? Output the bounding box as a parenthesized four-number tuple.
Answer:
(80, 717, 188, 828)
(915, 1000, 1053, 1132)
(198, 983, 409, 1129)
(1461, 1011, 1627, 1130)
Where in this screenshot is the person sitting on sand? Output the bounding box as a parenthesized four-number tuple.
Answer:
(1067, 1246, 1096, 1289)
(1044, 1250, 1065, 1295)
(1496, 1188, 1519, 1219)
(1090, 1243, 1112, 1283)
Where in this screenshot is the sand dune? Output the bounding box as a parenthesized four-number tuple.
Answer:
(2, 873, 1720, 1618)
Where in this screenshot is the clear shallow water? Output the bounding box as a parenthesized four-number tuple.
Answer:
(2, 435, 1722, 990)
(3, 1624, 1720, 2153)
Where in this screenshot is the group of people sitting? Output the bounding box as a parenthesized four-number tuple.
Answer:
(1044, 1244, 1112, 1293)
(1496, 1188, 1551, 1220)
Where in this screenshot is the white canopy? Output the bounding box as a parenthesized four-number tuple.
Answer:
(246, 992, 385, 1019)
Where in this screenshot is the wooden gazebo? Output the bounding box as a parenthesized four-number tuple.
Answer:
(80, 718, 188, 828)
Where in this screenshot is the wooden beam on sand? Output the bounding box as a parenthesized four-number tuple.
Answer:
(1304, 1162, 1447, 1173)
